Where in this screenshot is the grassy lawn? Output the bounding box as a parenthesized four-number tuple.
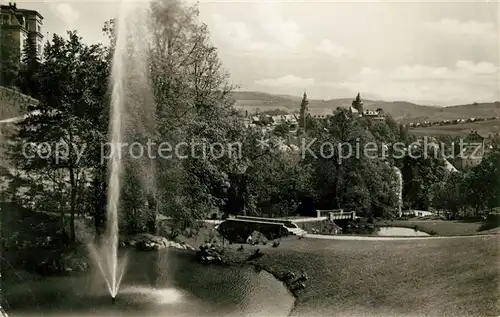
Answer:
(222, 235, 500, 317)
(376, 219, 500, 236)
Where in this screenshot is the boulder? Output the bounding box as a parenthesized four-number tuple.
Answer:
(128, 239, 137, 247)
(196, 242, 224, 264)
(136, 240, 155, 251)
(247, 231, 268, 245)
(185, 244, 196, 251)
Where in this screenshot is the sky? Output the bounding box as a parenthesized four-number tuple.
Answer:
(8, 0, 500, 105)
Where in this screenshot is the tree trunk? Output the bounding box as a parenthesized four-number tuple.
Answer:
(69, 166, 77, 243)
(334, 166, 343, 209)
(56, 170, 66, 236)
(93, 171, 106, 239)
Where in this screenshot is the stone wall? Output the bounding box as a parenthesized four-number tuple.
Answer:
(0, 86, 37, 120)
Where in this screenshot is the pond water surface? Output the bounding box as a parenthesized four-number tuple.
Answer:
(3, 249, 294, 317)
(376, 226, 430, 237)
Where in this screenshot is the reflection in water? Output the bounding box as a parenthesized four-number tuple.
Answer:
(377, 227, 430, 236)
(145, 251, 160, 288)
(119, 286, 183, 305)
(3, 249, 294, 317)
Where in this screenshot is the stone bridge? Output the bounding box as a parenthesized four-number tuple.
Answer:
(216, 216, 307, 242)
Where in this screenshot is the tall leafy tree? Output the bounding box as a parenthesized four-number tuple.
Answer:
(11, 31, 109, 242)
(466, 149, 500, 214)
(401, 145, 447, 210)
(102, 0, 243, 230)
(305, 107, 398, 217)
(0, 32, 21, 87)
(431, 172, 466, 219)
(17, 38, 41, 98)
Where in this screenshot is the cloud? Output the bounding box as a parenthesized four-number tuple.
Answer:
(256, 2, 302, 49)
(211, 14, 267, 51)
(390, 65, 451, 80)
(210, 3, 303, 54)
(455, 60, 499, 75)
(424, 19, 496, 39)
(255, 75, 315, 87)
(327, 61, 500, 104)
(314, 39, 352, 58)
(52, 3, 80, 26)
(359, 67, 379, 76)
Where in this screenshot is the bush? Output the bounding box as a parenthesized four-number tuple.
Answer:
(478, 214, 500, 231)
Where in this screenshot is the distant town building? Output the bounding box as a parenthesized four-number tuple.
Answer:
(349, 93, 385, 120)
(453, 131, 486, 170)
(0, 2, 44, 59)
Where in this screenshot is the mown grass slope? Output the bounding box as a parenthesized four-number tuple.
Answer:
(223, 235, 500, 317)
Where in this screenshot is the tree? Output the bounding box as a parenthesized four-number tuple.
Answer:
(17, 38, 41, 98)
(401, 145, 447, 210)
(11, 31, 110, 242)
(466, 149, 500, 215)
(102, 0, 243, 230)
(230, 132, 314, 218)
(305, 107, 398, 217)
(273, 123, 290, 137)
(431, 172, 466, 219)
(0, 31, 21, 87)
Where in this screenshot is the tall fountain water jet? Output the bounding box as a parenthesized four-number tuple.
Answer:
(392, 166, 403, 218)
(89, 0, 154, 301)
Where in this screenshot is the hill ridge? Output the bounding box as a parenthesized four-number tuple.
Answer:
(231, 91, 500, 122)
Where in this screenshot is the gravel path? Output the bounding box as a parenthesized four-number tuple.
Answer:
(304, 232, 499, 240)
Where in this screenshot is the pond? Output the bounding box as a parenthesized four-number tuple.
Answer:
(2, 249, 294, 317)
(376, 226, 430, 237)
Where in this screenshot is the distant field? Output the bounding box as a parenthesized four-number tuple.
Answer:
(409, 119, 500, 136)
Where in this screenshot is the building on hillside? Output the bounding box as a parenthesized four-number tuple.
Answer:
(443, 158, 459, 173)
(279, 114, 298, 132)
(0, 2, 44, 59)
(311, 114, 334, 127)
(349, 106, 359, 116)
(312, 114, 331, 120)
(453, 130, 486, 170)
(236, 92, 303, 135)
(270, 115, 284, 126)
(269, 114, 298, 130)
(240, 116, 250, 128)
(349, 93, 385, 120)
(283, 114, 298, 125)
(362, 109, 385, 121)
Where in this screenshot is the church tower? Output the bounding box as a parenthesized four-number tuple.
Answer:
(299, 91, 309, 134)
(352, 93, 364, 114)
